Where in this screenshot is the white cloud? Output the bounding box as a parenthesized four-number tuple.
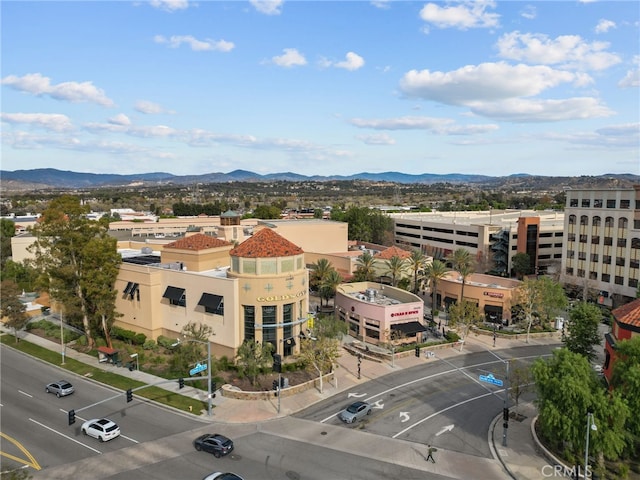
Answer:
(618, 56, 640, 88)
(595, 19, 616, 34)
(108, 114, 131, 126)
(1, 112, 74, 132)
(334, 52, 365, 71)
(154, 35, 234, 52)
(356, 133, 396, 145)
(271, 48, 307, 67)
(496, 32, 621, 71)
(469, 97, 614, 122)
(350, 115, 498, 135)
(149, 0, 189, 12)
(419, 0, 500, 30)
(399, 62, 580, 105)
(134, 100, 174, 115)
(520, 5, 536, 20)
(370, 0, 391, 10)
(1, 73, 114, 107)
(250, 0, 284, 15)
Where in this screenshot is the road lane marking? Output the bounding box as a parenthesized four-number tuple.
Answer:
(18, 391, 33, 398)
(392, 391, 494, 438)
(0, 432, 42, 470)
(29, 418, 102, 454)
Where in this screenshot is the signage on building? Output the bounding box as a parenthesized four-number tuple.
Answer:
(483, 291, 504, 299)
(257, 290, 306, 302)
(391, 310, 420, 317)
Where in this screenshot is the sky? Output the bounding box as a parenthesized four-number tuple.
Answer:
(1, 0, 639, 178)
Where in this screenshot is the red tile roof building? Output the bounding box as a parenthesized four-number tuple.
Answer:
(603, 298, 640, 385)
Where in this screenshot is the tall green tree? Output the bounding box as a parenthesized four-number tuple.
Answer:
(170, 322, 216, 380)
(532, 348, 629, 471)
(511, 252, 532, 279)
(0, 279, 29, 342)
(319, 269, 343, 307)
(384, 255, 407, 287)
(513, 276, 567, 343)
(610, 336, 640, 447)
(407, 250, 426, 294)
(563, 302, 602, 362)
(0, 218, 15, 270)
(310, 258, 333, 293)
(235, 340, 274, 387)
(353, 251, 377, 282)
(29, 195, 121, 349)
(425, 259, 447, 312)
(447, 299, 482, 351)
(447, 248, 474, 300)
(300, 315, 346, 393)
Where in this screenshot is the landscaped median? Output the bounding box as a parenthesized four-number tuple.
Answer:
(0, 334, 207, 415)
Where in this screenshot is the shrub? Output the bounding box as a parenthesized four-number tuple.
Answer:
(157, 335, 176, 350)
(133, 333, 146, 345)
(143, 339, 157, 351)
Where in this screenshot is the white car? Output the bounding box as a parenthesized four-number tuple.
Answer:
(81, 418, 120, 442)
(202, 474, 244, 480)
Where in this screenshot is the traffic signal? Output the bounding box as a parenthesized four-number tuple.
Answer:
(178, 378, 184, 389)
(415, 346, 420, 357)
(211, 382, 217, 399)
(126, 388, 133, 403)
(503, 422, 509, 429)
(68, 409, 75, 425)
(503, 407, 509, 421)
(272, 354, 282, 373)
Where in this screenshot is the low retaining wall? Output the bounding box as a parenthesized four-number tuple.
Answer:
(473, 327, 560, 342)
(221, 372, 335, 400)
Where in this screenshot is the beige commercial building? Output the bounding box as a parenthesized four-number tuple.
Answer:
(561, 186, 640, 307)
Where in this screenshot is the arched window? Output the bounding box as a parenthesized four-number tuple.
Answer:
(605, 217, 614, 228)
(618, 217, 628, 229)
(569, 215, 577, 225)
(580, 215, 589, 226)
(592, 216, 601, 227)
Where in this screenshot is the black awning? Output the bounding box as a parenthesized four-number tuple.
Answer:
(163, 286, 185, 301)
(198, 293, 223, 310)
(123, 282, 134, 294)
(391, 321, 428, 335)
(128, 283, 139, 298)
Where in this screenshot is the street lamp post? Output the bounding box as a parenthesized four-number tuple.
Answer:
(130, 353, 139, 371)
(585, 411, 597, 479)
(60, 310, 65, 365)
(173, 337, 212, 417)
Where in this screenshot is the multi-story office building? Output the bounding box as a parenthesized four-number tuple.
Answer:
(391, 210, 565, 277)
(561, 186, 640, 307)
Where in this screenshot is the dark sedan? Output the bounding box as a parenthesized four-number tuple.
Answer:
(194, 433, 234, 458)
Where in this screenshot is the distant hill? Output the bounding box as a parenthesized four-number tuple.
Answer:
(1, 167, 638, 191)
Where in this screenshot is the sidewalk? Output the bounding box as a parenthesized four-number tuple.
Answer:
(1, 325, 561, 480)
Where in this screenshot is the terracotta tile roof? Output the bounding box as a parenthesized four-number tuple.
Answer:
(230, 228, 303, 258)
(374, 246, 412, 260)
(165, 233, 232, 251)
(612, 298, 640, 328)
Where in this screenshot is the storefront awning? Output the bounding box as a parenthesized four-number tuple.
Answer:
(391, 321, 428, 335)
(163, 286, 185, 302)
(198, 293, 223, 310)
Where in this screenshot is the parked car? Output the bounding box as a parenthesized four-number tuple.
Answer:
(194, 433, 234, 458)
(45, 380, 74, 397)
(338, 401, 372, 424)
(202, 473, 244, 480)
(81, 418, 120, 442)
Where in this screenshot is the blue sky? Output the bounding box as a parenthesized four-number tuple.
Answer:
(1, 0, 639, 177)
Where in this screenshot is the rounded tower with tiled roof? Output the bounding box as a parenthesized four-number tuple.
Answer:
(228, 228, 309, 357)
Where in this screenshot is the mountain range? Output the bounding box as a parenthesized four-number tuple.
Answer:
(1, 168, 639, 191)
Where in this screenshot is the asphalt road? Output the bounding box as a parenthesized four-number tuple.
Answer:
(0, 345, 206, 472)
(295, 344, 556, 459)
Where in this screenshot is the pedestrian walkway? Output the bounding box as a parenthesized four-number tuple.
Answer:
(1, 324, 562, 480)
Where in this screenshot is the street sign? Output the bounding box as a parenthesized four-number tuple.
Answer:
(189, 362, 207, 376)
(479, 373, 503, 387)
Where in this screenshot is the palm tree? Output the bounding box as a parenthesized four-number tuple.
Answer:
(385, 255, 407, 287)
(354, 251, 377, 282)
(447, 248, 475, 300)
(310, 258, 333, 292)
(320, 269, 343, 307)
(425, 259, 447, 311)
(408, 250, 426, 294)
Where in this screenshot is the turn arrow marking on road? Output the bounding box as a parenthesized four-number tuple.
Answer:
(347, 392, 367, 398)
(436, 424, 454, 436)
(399, 412, 410, 423)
